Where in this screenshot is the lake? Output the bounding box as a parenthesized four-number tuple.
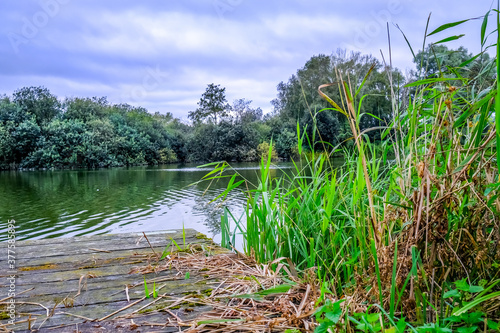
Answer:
(0, 162, 294, 244)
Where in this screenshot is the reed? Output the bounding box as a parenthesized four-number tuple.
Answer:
(211, 8, 500, 331)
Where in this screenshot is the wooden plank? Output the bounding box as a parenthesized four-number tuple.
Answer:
(8, 276, 217, 314)
(1, 271, 218, 304)
(9, 229, 199, 248)
(9, 299, 213, 332)
(11, 304, 213, 332)
(0, 230, 211, 261)
(1, 238, 222, 270)
(0, 230, 226, 332)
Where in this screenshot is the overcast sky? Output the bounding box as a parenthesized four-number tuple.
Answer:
(0, 1, 493, 120)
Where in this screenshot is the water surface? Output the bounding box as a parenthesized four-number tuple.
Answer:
(0, 162, 293, 243)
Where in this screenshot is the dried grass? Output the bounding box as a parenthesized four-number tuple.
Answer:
(127, 246, 325, 332)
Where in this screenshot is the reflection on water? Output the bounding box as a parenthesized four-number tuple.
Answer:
(0, 163, 294, 243)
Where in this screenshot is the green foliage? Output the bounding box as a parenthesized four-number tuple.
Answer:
(186, 97, 270, 163)
(256, 141, 278, 162)
(64, 96, 108, 122)
(1, 51, 409, 169)
(0, 87, 184, 169)
(13, 86, 61, 125)
(188, 83, 230, 124)
(0, 99, 41, 168)
(314, 299, 345, 333)
(209, 9, 500, 332)
(270, 50, 403, 152)
(414, 45, 471, 78)
(0, 46, 494, 173)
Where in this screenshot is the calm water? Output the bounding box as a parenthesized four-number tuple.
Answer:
(0, 163, 293, 244)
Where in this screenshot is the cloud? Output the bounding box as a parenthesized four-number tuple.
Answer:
(0, 0, 492, 119)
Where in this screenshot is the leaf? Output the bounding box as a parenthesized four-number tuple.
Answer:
(481, 11, 490, 46)
(366, 312, 380, 323)
(356, 323, 371, 331)
(458, 52, 482, 68)
(184, 272, 190, 280)
(143, 276, 150, 299)
(355, 63, 376, 98)
(434, 34, 465, 44)
(160, 240, 172, 260)
(395, 24, 416, 59)
(427, 19, 470, 36)
(318, 83, 348, 117)
(484, 181, 500, 196)
(233, 284, 292, 300)
(396, 317, 408, 333)
(404, 77, 460, 87)
(196, 161, 222, 168)
(466, 311, 485, 324)
(455, 278, 470, 291)
(314, 322, 331, 333)
(468, 285, 484, 293)
(365, 112, 383, 121)
(445, 315, 463, 323)
(452, 291, 500, 316)
(452, 155, 473, 174)
(325, 310, 342, 324)
(443, 289, 461, 298)
(487, 319, 499, 330)
(456, 326, 478, 333)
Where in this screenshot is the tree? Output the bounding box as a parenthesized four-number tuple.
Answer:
(413, 45, 470, 78)
(188, 84, 229, 124)
(231, 98, 263, 123)
(64, 96, 108, 121)
(413, 44, 495, 89)
(13, 86, 61, 125)
(0, 99, 40, 168)
(270, 49, 401, 151)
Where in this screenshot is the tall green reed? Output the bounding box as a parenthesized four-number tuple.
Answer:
(210, 7, 500, 328)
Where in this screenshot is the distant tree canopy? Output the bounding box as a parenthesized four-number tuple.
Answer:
(413, 44, 495, 87)
(13, 86, 61, 125)
(0, 92, 183, 169)
(0, 47, 482, 169)
(271, 50, 404, 150)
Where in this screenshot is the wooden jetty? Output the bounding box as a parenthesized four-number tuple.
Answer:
(0, 229, 226, 332)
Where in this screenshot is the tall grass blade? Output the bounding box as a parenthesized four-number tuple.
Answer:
(143, 276, 150, 299)
(496, 3, 500, 172)
(482, 11, 491, 46)
(427, 19, 470, 36)
(433, 34, 465, 44)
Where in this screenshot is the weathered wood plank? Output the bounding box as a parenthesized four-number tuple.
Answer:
(1, 238, 220, 271)
(8, 299, 213, 332)
(11, 304, 213, 332)
(1, 231, 211, 261)
(9, 229, 199, 249)
(0, 230, 226, 332)
(0, 241, 210, 281)
(8, 276, 217, 315)
(1, 272, 218, 306)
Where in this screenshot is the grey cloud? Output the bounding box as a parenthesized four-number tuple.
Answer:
(0, 0, 491, 119)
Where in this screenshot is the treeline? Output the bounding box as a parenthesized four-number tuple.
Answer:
(0, 46, 485, 170)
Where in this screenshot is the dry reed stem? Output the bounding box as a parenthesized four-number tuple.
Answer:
(122, 249, 326, 332)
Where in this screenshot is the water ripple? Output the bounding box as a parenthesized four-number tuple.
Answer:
(0, 162, 294, 243)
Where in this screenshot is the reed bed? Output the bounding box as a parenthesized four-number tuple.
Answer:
(206, 8, 500, 332)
